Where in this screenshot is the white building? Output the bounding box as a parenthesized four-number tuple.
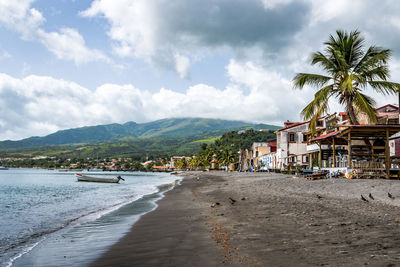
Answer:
(276, 119, 326, 170)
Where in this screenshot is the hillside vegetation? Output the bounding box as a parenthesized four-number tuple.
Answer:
(0, 118, 280, 159)
(174, 129, 276, 168)
(0, 118, 280, 151)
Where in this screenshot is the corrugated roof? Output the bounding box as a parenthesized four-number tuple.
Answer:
(310, 129, 344, 142)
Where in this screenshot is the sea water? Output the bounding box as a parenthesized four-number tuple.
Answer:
(0, 168, 180, 267)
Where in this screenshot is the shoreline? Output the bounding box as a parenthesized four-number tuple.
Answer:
(2, 171, 179, 267)
(90, 172, 400, 266)
(89, 171, 224, 267)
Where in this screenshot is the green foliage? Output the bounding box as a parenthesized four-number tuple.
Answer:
(293, 30, 400, 131)
(0, 122, 277, 170)
(174, 158, 189, 169)
(0, 118, 280, 151)
(193, 129, 275, 169)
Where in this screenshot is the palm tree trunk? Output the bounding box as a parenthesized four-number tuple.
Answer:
(345, 96, 359, 125)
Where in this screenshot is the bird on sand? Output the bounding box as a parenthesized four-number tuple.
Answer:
(369, 193, 374, 200)
(228, 197, 236, 205)
(361, 195, 368, 202)
(388, 192, 394, 199)
(316, 194, 323, 199)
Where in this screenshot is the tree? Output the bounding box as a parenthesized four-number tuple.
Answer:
(189, 156, 200, 168)
(293, 30, 400, 132)
(201, 143, 208, 151)
(217, 147, 236, 168)
(174, 158, 188, 169)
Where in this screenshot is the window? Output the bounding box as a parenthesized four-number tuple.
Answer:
(288, 133, 295, 142)
(302, 134, 307, 143)
(302, 155, 309, 163)
(316, 120, 323, 127)
(290, 156, 297, 163)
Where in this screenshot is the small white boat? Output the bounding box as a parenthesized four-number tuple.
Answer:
(75, 173, 124, 183)
(0, 166, 8, 170)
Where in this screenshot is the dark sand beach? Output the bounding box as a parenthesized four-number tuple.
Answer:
(91, 172, 400, 266)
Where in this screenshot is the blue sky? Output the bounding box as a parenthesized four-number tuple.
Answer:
(0, 0, 399, 140)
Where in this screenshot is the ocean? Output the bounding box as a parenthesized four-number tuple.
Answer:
(0, 168, 180, 267)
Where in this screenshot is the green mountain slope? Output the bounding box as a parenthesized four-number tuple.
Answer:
(0, 118, 281, 151)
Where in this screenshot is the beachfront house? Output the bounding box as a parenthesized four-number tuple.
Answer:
(261, 151, 277, 170)
(254, 141, 277, 170)
(238, 141, 277, 171)
(306, 104, 400, 178)
(276, 119, 326, 170)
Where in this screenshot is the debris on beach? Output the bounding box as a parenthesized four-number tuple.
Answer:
(316, 194, 323, 199)
(369, 193, 374, 200)
(388, 192, 394, 199)
(241, 197, 247, 200)
(361, 195, 368, 202)
(211, 202, 221, 208)
(228, 197, 237, 205)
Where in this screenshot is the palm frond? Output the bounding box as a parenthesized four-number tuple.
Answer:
(352, 91, 377, 123)
(368, 81, 400, 95)
(354, 47, 391, 74)
(308, 99, 329, 133)
(310, 52, 337, 74)
(295, 29, 398, 128)
(292, 73, 331, 89)
(300, 84, 333, 120)
(340, 74, 356, 93)
(360, 65, 390, 82)
(347, 30, 364, 67)
(330, 48, 349, 72)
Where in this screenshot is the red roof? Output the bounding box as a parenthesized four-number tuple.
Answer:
(310, 129, 344, 142)
(278, 115, 328, 132)
(277, 121, 309, 132)
(268, 141, 277, 147)
(376, 104, 399, 112)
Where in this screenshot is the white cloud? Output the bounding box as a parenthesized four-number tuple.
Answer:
(0, 59, 301, 140)
(81, 0, 308, 76)
(0, 53, 397, 141)
(0, 61, 301, 140)
(0, 0, 44, 39)
(174, 53, 190, 79)
(37, 28, 110, 64)
(307, 0, 364, 26)
(0, 0, 110, 64)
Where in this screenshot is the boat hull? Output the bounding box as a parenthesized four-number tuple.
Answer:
(75, 174, 120, 183)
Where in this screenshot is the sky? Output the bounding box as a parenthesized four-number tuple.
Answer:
(0, 0, 399, 140)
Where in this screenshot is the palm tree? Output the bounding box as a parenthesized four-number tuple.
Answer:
(293, 30, 400, 132)
(218, 147, 236, 168)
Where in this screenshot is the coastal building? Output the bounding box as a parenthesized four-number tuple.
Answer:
(238, 141, 276, 171)
(305, 104, 400, 178)
(276, 119, 326, 170)
(261, 152, 277, 170)
(253, 142, 276, 169)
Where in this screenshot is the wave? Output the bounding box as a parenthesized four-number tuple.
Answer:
(2, 176, 182, 267)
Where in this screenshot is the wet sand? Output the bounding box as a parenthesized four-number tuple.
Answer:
(90, 172, 400, 266)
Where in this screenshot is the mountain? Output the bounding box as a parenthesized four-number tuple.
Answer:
(0, 118, 281, 151)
